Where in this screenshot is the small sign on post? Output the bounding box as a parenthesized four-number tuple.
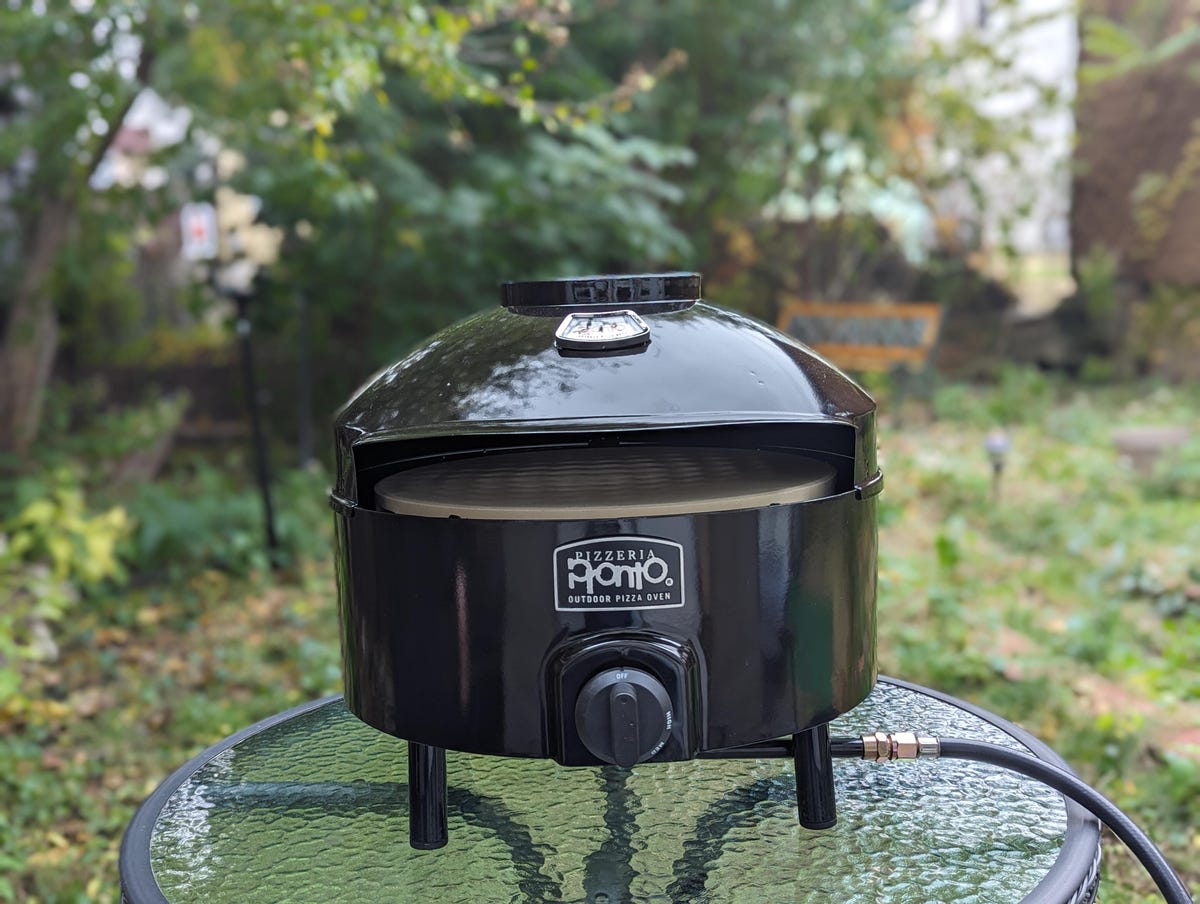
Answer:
(180, 202, 219, 261)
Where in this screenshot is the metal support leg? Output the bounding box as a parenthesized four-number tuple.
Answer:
(408, 742, 447, 849)
(794, 722, 837, 829)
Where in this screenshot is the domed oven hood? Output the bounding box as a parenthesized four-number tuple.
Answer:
(332, 272, 879, 506)
(330, 273, 882, 850)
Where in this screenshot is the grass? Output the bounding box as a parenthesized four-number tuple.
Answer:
(1, 373, 1198, 902)
(874, 375, 1200, 902)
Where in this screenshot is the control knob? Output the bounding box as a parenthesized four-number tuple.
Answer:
(574, 667, 672, 767)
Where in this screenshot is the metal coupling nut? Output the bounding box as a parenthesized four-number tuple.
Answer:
(863, 731, 890, 762)
(874, 731, 891, 762)
(864, 729, 883, 758)
(860, 733, 877, 760)
(891, 732, 919, 759)
(859, 731, 940, 761)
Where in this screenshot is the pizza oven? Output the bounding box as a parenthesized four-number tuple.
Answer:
(330, 273, 881, 848)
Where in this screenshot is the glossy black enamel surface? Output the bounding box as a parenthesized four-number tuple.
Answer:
(333, 301, 877, 502)
(337, 487, 877, 759)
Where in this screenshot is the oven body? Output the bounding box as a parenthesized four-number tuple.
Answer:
(337, 451, 877, 764)
(332, 284, 881, 769)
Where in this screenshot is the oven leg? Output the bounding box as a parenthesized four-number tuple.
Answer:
(793, 723, 837, 829)
(408, 741, 448, 849)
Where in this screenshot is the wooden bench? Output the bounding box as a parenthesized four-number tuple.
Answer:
(776, 300, 944, 373)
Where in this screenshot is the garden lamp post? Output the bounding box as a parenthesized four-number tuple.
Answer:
(985, 430, 1011, 501)
(215, 263, 278, 559)
(213, 188, 284, 562)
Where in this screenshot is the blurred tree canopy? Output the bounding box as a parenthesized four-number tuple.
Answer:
(0, 0, 1057, 452)
(1067, 0, 1200, 378)
(1, 0, 622, 453)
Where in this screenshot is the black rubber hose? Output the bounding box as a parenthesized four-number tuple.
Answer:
(938, 738, 1193, 904)
(829, 736, 865, 758)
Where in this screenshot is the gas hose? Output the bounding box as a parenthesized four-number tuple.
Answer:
(829, 732, 1194, 904)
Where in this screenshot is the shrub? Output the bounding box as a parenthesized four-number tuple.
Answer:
(1145, 435, 1200, 501)
(121, 459, 332, 579)
(0, 470, 130, 705)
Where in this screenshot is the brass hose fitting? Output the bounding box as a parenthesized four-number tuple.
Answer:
(859, 732, 940, 761)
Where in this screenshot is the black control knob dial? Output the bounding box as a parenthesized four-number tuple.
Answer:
(574, 667, 672, 767)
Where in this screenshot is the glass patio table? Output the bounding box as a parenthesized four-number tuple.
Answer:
(120, 677, 1101, 904)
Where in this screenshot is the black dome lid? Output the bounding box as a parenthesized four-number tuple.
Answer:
(337, 303, 873, 435)
(333, 275, 878, 502)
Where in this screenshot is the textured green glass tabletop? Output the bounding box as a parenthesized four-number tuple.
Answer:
(123, 680, 1100, 904)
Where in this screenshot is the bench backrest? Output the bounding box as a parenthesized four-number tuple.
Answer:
(776, 300, 943, 372)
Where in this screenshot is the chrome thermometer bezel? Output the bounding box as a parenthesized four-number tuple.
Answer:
(554, 309, 651, 352)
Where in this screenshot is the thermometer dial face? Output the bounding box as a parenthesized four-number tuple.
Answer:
(554, 310, 651, 351)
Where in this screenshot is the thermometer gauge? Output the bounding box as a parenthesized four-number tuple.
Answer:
(554, 310, 651, 351)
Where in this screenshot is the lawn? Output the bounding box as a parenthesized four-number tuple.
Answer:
(2, 371, 1198, 903)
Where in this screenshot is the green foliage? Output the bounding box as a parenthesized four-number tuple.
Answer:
(536, 0, 1062, 303)
(243, 80, 694, 368)
(4, 0, 1069, 425)
(5, 0, 664, 445)
(1080, 16, 1147, 82)
(0, 561, 340, 902)
(123, 459, 333, 579)
(0, 469, 130, 705)
(567, 0, 922, 265)
(36, 387, 190, 472)
(1076, 246, 1120, 321)
(1146, 436, 1200, 502)
(4, 474, 128, 584)
(1080, 11, 1200, 85)
(932, 364, 1059, 427)
(1129, 284, 1200, 380)
(0, 4, 127, 200)
(985, 365, 1057, 425)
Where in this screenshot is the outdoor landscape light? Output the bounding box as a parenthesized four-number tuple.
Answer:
(985, 429, 1012, 497)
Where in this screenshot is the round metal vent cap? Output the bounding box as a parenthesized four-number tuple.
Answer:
(500, 273, 700, 310)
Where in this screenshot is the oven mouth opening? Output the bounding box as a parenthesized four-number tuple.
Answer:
(352, 423, 860, 516)
(373, 446, 838, 521)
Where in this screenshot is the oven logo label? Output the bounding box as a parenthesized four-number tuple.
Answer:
(554, 537, 685, 611)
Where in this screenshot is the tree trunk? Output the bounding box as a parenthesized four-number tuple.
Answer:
(0, 43, 150, 457)
(0, 198, 74, 455)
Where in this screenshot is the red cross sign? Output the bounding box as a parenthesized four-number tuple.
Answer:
(180, 202, 219, 261)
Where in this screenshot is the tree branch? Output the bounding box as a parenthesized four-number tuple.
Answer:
(81, 42, 157, 187)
